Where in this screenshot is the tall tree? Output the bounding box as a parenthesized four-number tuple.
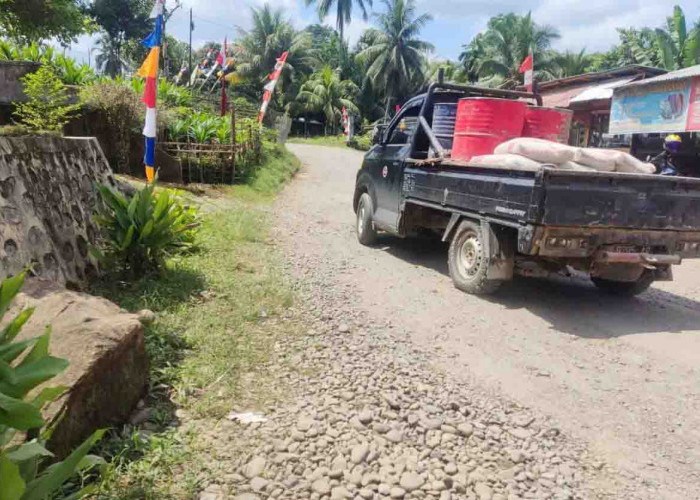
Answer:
(235, 4, 314, 108)
(0, 0, 90, 44)
(552, 49, 591, 78)
(655, 5, 700, 69)
(355, 0, 433, 116)
(458, 33, 489, 83)
(88, 0, 151, 77)
(304, 0, 373, 41)
(297, 65, 359, 133)
(465, 12, 559, 88)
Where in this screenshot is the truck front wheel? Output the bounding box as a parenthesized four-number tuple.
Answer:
(448, 220, 502, 295)
(356, 193, 378, 246)
(591, 270, 655, 297)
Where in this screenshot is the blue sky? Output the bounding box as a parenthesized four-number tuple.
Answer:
(66, 0, 700, 67)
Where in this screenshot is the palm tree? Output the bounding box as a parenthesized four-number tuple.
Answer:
(355, 0, 433, 118)
(467, 12, 559, 88)
(235, 4, 314, 107)
(297, 65, 359, 134)
(655, 5, 700, 69)
(94, 34, 124, 77)
(458, 33, 489, 83)
(304, 0, 373, 41)
(553, 49, 591, 78)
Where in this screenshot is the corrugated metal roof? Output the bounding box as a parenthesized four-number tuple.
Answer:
(570, 77, 637, 103)
(619, 64, 700, 88)
(538, 65, 666, 90)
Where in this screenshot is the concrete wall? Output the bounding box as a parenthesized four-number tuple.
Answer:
(0, 136, 118, 287)
(0, 61, 40, 105)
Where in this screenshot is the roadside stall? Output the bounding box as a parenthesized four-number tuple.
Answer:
(610, 65, 700, 176)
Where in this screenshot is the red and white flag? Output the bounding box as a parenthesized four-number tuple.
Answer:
(519, 53, 534, 92)
(258, 51, 289, 123)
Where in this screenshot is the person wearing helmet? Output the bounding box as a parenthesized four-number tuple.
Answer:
(651, 134, 682, 176)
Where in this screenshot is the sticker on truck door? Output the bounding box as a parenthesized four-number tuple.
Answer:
(382, 166, 388, 178)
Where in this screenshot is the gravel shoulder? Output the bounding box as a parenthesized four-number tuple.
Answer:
(266, 144, 700, 500)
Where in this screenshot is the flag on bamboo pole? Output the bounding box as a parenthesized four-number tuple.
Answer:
(519, 52, 534, 92)
(220, 38, 228, 116)
(258, 51, 289, 124)
(138, 0, 165, 183)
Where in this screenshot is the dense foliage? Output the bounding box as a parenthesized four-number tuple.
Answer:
(14, 66, 81, 132)
(0, 0, 90, 45)
(0, 272, 105, 500)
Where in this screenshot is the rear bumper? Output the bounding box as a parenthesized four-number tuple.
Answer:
(526, 225, 700, 261)
(594, 251, 682, 266)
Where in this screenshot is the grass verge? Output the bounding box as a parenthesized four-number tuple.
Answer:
(89, 145, 300, 499)
(287, 135, 349, 148)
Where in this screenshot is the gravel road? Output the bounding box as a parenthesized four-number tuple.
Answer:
(264, 143, 700, 500)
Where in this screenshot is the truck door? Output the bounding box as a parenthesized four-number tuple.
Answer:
(367, 102, 422, 232)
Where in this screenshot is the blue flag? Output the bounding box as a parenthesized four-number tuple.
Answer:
(141, 15, 163, 48)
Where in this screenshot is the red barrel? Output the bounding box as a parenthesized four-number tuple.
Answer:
(522, 106, 573, 143)
(452, 98, 527, 161)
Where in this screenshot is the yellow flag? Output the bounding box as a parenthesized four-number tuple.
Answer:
(137, 47, 160, 78)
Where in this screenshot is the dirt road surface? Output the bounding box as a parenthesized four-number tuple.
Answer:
(278, 144, 700, 499)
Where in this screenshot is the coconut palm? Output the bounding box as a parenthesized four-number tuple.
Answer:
(355, 0, 433, 117)
(467, 12, 559, 88)
(235, 4, 314, 107)
(655, 5, 700, 69)
(552, 49, 591, 78)
(304, 0, 373, 41)
(94, 34, 124, 77)
(458, 33, 489, 83)
(297, 65, 359, 134)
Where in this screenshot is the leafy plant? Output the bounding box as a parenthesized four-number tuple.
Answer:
(215, 120, 232, 144)
(0, 272, 105, 500)
(52, 55, 95, 86)
(13, 66, 80, 132)
(94, 183, 200, 275)
(188, 114, 218, 144)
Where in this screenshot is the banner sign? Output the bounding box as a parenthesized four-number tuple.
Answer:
(610, 76, 700, 134)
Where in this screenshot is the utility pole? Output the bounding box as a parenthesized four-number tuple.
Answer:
(188, 8, 193, 78)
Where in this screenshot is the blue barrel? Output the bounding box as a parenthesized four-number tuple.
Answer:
(432, 103, 457, 150)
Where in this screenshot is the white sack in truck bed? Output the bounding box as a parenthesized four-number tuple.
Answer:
(494, 138, 657, 174)
(470, 153, 543, 171)
(495, 138, 578, 164)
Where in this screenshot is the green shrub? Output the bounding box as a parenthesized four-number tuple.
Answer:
(13, 66, 80, 132)
(0, 272, 105, 500)
(80, 81, 142, 173)
(94, 183, 200, 275)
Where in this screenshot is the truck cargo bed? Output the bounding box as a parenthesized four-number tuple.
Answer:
(403, 162, 700, 230)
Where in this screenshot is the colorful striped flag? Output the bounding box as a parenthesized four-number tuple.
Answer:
(258, 51, 289, 124)
(139, 1, 165, 183)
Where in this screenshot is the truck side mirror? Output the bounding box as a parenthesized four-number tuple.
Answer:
(372, 124, 387, 145)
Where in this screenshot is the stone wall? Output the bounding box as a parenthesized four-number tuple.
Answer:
(0, 61, 40, 105)
(0, 136, 118, 286)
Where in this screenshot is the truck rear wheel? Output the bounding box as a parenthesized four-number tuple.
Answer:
(448, 220, 502, 295)
(356, 193, 378, 246)
(591, 270, 654, 297)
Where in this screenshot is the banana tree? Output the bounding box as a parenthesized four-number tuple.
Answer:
(655, 5, 700, 69)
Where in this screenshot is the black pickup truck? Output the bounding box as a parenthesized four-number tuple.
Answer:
(353, 82, 700, 296)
